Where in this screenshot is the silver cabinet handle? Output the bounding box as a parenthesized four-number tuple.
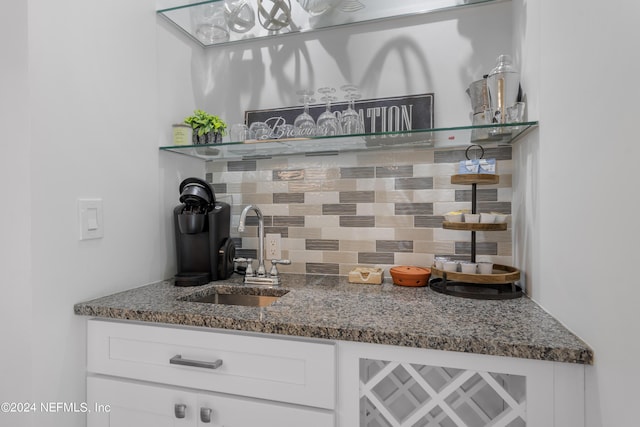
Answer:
(174, 403, 186, 419)
(200, 407, 212, 423)
(170, 355, 223, 370)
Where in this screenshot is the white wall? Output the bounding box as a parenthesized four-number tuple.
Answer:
(4, 0, 637, 425)
(0, 1, 202, 426)
(186, 2, 513, 127)
(514, 0, 640, 425)
(0, 1, 32, 427)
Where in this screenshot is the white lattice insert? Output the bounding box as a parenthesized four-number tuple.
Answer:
(360, 359, 526, 427)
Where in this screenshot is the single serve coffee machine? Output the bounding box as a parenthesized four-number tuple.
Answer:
(173, 178, 235, 286)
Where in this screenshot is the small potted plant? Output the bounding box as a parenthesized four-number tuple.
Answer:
(184, 109, 228, 144)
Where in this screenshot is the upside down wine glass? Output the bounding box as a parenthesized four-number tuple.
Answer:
(316, 87, 343, 136)
(340, 84, 364, 135)
(293, 89, 317, 137)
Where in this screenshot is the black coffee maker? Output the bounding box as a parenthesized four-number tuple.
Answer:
(173, 178, 235, 286)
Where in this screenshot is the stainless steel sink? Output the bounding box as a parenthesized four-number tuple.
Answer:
(186, 288, 289, 307)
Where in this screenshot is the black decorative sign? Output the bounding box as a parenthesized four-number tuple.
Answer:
(244, 93, 434, 136)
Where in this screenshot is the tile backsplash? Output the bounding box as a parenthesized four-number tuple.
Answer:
(206, 146, 513, 276)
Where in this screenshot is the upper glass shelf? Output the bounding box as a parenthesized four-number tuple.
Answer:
(157, 0, 505, 48)
(159, 121, 538, 161)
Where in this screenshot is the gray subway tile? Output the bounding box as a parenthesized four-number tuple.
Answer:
(211, 183, 227, 194)
(340, 167, 375, 179)
(306, 263, 340, 275)
(415, 216, 445, 228)
(455, 242, 498, 256)
(273, 216, 305, 227)
(264, 226, 289, 238)
(395, 177, 433, 190)
(377, 240, 414, 253)
(395, 203, 433, 215)
(242, 215, 273, 227)
(236, 248, 258, 259)
(358, 252, 395, 264)
(455, 189, 498, 202)
(306, 239, 340, 251)
(339, 191, 375, 203)
(376, 165, 414, 178)
(340, 216, 375, 227)
(227, 160, 257, 172)
(273, 193, 305, 204)
(323, 204, 357, 215)
(477, 202, 511, 214)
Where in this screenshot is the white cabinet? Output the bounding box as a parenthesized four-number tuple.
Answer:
(86, 319, 336, 427)
(88, 376, 334, 427)
(85, 319, 585, 427)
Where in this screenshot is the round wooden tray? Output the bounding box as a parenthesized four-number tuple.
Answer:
(430, 264, 520, 285)
(442, 221, 507, 231)
(451, 174, 499, 185)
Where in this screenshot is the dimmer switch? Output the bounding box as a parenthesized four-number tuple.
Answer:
(78, 199, 104, 240)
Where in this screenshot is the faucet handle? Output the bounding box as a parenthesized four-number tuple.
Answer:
(245, 258, 254, 276)
(269, 259, 291, 277)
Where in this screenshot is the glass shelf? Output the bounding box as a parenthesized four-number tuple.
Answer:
(159, 121, 538, 161)
(157, 0, 505, 48)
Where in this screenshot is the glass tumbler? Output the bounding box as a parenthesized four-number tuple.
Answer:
(193, 3, 230, 44)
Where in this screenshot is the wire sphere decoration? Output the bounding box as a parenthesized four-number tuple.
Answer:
(224, 0, 256, 33)
(257, 0, 292, 31)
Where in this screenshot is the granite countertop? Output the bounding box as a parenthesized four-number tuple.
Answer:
(74, 274, 593, 364)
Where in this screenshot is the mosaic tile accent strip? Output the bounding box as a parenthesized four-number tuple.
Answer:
(207, 146, 514, 276)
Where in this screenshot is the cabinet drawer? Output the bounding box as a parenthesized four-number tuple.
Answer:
(88, 376, 335, 427)
(87, 319, 335, 409)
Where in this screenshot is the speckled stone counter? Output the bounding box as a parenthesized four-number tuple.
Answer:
(74, 274, 593, 364)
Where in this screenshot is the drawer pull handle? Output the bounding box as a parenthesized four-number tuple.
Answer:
(170, 354, 223, 370)
(174, 403, 186, 419)
(200, 407, 212, 423)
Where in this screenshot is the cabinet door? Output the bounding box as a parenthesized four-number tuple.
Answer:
(87, 376, 197, 427)
(197, 393, 334, 427)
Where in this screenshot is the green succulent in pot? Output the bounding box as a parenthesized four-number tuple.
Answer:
(184, 109, 228, 144)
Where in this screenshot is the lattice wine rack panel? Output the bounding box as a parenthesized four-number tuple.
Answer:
(360, 359, 526, 427)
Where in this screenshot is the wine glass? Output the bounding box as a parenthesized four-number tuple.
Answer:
(293, 89, 317, 137)
(316, 87, 343, 136)
(340, 84, 364, 135)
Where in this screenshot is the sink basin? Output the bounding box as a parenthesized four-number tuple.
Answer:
(185, 288, 289, 307)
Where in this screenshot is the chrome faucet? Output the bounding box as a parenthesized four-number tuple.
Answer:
(237, 204, 291, 286)
(238, 204, 266, 277)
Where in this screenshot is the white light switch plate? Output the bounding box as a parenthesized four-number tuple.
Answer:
(78, 199, 103, 240)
